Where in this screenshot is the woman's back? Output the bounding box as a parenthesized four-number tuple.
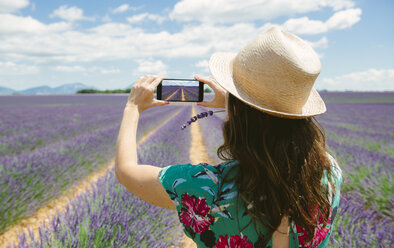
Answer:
(115, 27, 343, 248)
(159, 85, 342, 247)
(158, 153, 342, 248)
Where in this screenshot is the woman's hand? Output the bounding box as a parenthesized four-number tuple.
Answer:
(194, 75, 227, 109)
(126, 75, 169, 113)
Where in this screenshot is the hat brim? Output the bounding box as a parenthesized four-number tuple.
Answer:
(209, 52, 326, 119)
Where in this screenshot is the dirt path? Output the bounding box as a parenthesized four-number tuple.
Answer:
(189, 106, 215, 165)
(180, 106, 215, 248)
(181, 88, 186, 101)
(0, 108, 183, 248)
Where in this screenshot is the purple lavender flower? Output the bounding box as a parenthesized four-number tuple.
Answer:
(181, 110, 225, 130)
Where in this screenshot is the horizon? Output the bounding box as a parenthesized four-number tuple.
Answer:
(0, 0, 393, 92)
(2, 83, 394, 95)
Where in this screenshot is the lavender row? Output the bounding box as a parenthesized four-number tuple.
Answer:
(162, 86, 180, 100)
(0, 105, 183, 233)
(326, 139, 393, 216)
(0, 103, 168, 156)
(9, 105, 192, 248)
(0, 112, 121, 157)
(319, 92, 394, 104)
(329, 190, 393, 247)
(317, 102, 394, 156)
(183, 88, 199, 101)
(0, 94, 130, 139)
(322, 122, 393, 156)
(0, 94, 131, 107)
(167, 89, 182, 101)
(0, 105, 181, 171)
(0, 123, 118, 232)
(317, 103, 394, 133)
(0, 105, 120, 138)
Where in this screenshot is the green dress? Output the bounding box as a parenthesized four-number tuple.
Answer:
(158, 153, 342, 248)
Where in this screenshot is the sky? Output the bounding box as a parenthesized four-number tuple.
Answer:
(0, 0, 393, 91)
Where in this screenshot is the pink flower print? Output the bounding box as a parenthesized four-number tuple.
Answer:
(179, 193, 214, 233)
(296, 206, 333, 247)
(215, 234, 253, 248)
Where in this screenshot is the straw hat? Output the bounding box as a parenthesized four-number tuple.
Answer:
(209, 26, 326, 119)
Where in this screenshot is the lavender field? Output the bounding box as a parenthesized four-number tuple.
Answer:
(1, 92, 393, 247)
(162, 86, 200, 101)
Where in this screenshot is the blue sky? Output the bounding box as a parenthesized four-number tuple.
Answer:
(0, 0, 393, 91)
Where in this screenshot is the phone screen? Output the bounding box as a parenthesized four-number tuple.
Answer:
(157, 79, 203, 102)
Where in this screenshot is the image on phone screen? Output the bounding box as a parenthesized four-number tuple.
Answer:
(158, 79, 203, 102)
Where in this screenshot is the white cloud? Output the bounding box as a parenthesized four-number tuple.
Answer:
(0, 0, 29, 13)
(0, 18, 226, 62)
(0, 2, 339, 67)
(195, 60, 208, 68)
(307, 36, 328, 49)
(53, 65, 119, 74)
(112, 4, 129, 14)
(127, 13, 166, 24)
(89, 22, 139, 36)
(0, 61, 39, 74)
(99, 68, 120, 74)
(195, 59, 209, 73)
(0, 17, 324, 64)
(317, 69, 394, 91)
(102, 14, 111, 22)
(53, 65, 86, 72)
(326, 8, 361, 30)
(283, 17, 327, 35)
(50, 5, 94, 22)
(305, 36, 328, 58)
(322, 0, 355, 11)
(170, 0, 355, 23)
(112, 4, 139, 14)
(282, 8, 361, 34)
(135, 60, 167, 76)
(0, 13, 71, 34)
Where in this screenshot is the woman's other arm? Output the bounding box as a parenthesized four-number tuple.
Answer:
(115, 75, 176, 210)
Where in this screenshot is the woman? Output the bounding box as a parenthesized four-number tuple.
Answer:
(115, 26, 342, 248)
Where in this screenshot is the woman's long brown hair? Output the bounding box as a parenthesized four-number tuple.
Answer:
(217, 93, 335, 247)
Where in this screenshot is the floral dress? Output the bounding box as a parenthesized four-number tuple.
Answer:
(158, 153, 342, 248)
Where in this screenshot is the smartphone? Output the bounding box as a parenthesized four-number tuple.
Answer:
(156, 78, 204, 102)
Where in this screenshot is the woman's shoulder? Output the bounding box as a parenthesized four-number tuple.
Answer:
(159, 160, 239, 185)
(198, 160, 240, 169)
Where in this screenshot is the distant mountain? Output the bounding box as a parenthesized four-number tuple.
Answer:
(0, 86, 17, 95)
(0, 83, 96, 95)
(54, 82, 96, 94)
(19, 85, 54, 94)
